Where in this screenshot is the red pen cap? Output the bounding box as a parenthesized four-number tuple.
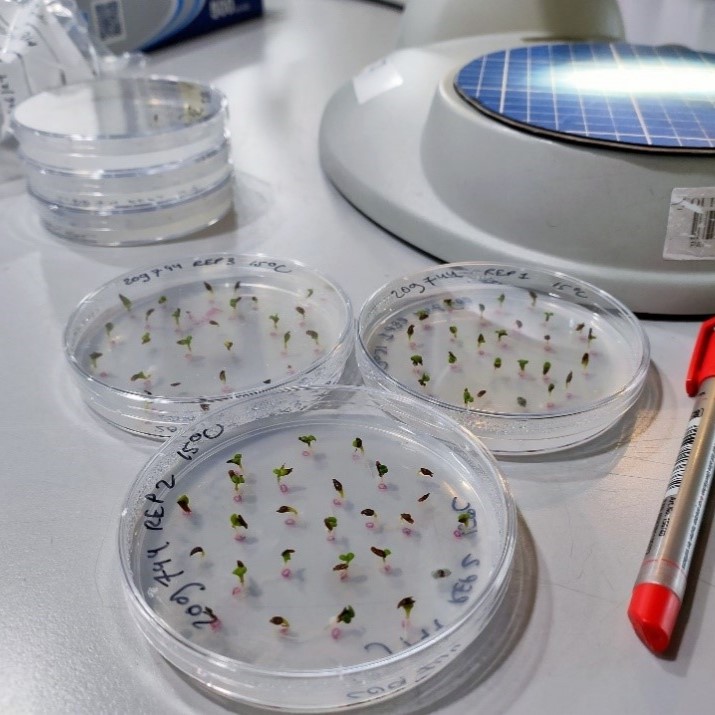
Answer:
(685, 317, 715, 397)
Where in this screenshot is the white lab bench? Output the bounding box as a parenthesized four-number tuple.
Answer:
(0, 1, 711, 713)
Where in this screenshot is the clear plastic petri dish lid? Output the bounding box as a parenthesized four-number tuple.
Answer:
(356, 263, 650, 455)
(30, 172, 234, 246)
(64, 255, 353, 438)
(118, 384, 516, 712)
(21, 138, 232, 211)
(11, 76, 228, 171)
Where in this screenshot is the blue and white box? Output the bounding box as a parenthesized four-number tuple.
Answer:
(79, 0, 263, 52)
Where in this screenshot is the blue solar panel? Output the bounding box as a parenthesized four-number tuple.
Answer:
(454, 43, 715, 152)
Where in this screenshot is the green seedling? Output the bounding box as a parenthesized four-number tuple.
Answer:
(416, 310, 429, 321)
(497, 293, 505, 306)
(493, 357, 502, 370)
(463, 387, 474, 406)
(190, 546, 204, 557)
(224, 340, 233, 351)
(529, 290, 538, 306)
(517, 359, 529, 372)
(219, 370, 227, 384)
(543, 361, 552, 376)
(306, 329, 320, 344)
(227, 453, 243, 468)
(406, 324, 415, 340)
(324, 516, 338, 533)
(410, 354, 423, 366)
(145, 308, 155, 321)
(282, 549, 295, 564)
(172, 308, 181, 326)
(432, 568, 451, 579)
(119, 294, 132, 311)
(298, 435, 316, 448)
(376, 461, 389, 478)
(230, 513, 248, 530)
(273, 464, 293, 485)
(333, 552, 355, 575)
(336, 605, 355, 624)
(269, 313, 279, 329)
(419, 467, 434, 477)
(270, 616, 290, 629)
(158, 295, 167, 305)
(104, 322, 114, 337)
(177, 495, 191, 514)
(477, 333, 486, 348)
(581, 352, 590, 369)
(176, 335, 193, 352)
(277, 505, 298, 515)
(397, 597, 415, 620)
(228, 469, 245, 490)
(352, 437, 364, 453)
(89, 352, 102, 369)
(418, 372, 430, 387)
(295, 306, 306, 318)
(140, 332, 150, 345)
(204, 281, 213, 294)
(232, 560, 247, 585)
(130, 371, 150, 382)
(495, 329, 508, 342)
(370, 546, 391, 565)
(544, 311, 554, 322)
(517, 396, 527, 408)
(418, 493, 430, 502)
(448, 351, 457, 364)
(229, 296, 241, 309)
(449, 325, 458, 338)
(283, 331, 291, 349)
(332, 478, 344, 499)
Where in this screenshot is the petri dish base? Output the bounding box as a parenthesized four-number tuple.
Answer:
(31, 174, 234, 246)
(65, 255, 353, 437)
(119, 385, 516, 711)
(356, 263, 650, 455)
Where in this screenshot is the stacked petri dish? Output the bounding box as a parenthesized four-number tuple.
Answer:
(11, 76, 234, 246)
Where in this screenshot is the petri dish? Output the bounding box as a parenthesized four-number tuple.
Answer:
(119, 384, 516, 711)
(11, 76, 229, 171)
(30, 172, 235, 246)
(356, 263, 650, 455)
(65, 255, 353, 438)
(21, 138, 232, 211)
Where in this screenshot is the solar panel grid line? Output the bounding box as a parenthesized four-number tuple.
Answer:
(610, 43, 653, 145)
(453, 42, 715, 152)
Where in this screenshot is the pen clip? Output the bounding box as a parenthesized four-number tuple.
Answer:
(685, 316, 715, 397)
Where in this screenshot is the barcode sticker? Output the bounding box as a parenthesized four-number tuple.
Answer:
(92, 0, 126, 43)
(664, 188, 715, 260)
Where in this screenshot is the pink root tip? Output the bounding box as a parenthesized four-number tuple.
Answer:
(402, 527, 412, 536)
(302, 450, 311, 457)
(327, 533, 335, 541)
(233, 494, 243, 502)
(232, 586, 243, 596)
(378, 483, 388, 491)
(281, 568, 292, 579)
(333, 498, 343, 506)
(331, 627, 342, 640)
(279, 483, 288, 493)
(340, 571, 348, 581)
(453, 529, 463, 538)
(285, 517, 296, 526)
(365, 521, 375, 529)
(210, 619, 222, 631)
(234, 533, 246, 541)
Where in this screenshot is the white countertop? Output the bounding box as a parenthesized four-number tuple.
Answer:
(0, 2, 712, 713)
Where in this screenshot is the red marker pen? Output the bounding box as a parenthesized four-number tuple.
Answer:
(628, 317, 715, 653)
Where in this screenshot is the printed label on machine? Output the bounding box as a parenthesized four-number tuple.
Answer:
(664, 188, 715, 260)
